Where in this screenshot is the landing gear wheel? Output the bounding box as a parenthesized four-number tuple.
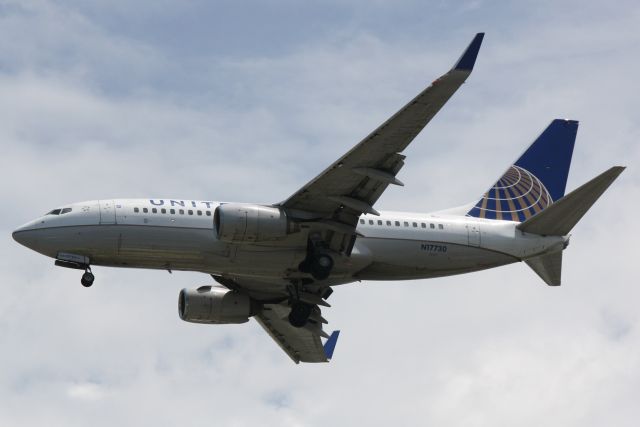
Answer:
(317, 254, 333, 268)
(288, 302, 312, 328)
(310, 253, 334, 280)
(81, 271, 94, 288)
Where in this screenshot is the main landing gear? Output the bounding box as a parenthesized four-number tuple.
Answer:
(288, 301, 312, 328)
(287, 282, 313, 328)
(286, 281, 333, 328)
(289, 235, 335, 327)
(298, 235, 334, 280)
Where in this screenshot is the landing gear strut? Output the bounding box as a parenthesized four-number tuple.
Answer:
(81, 267, 94, 287)
(286, 280, 315, 328)
(54, 258, 95, 288)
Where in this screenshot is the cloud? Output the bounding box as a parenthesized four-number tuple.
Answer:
(1, 1, 639, 426)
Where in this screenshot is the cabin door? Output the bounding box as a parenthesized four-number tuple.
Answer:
(467, 224, 481, 247)
(99, 200, 117, 224)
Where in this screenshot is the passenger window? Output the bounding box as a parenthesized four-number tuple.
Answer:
(430, 223, 435, 229)
(386, 221, 392, 226)
(152, 208, 157, 214)
(369, 220, 374, 225)
(143, 208, 148, 213)
(404, 221, 409, 227)
(421, 223, 426, 228)
(197, 210, 202, 216)
(378, 220, 382, 225)
(134, 207, 139, 213)
(161, 208, 166, 214)
(179, 209, 184, 215)
(360, 219, 365, 224)
(413, 222, 418, 227)
(170, 209, 175, 214)
(439, 224, 444, 229)
(395, 221, 400, 226)
(206, 211, 211, 216)
(188, 210, 193, 215)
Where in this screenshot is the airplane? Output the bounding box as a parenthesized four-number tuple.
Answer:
(12, 33, 625, 364)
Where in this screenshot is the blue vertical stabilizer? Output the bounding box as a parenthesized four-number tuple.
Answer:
(467, 119, 578, 222)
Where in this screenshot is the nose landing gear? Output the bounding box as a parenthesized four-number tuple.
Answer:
(81, 268, 95, 288)
(54, 256, 96, 288)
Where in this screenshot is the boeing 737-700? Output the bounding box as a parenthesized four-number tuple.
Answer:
(12, 33, 625, 363)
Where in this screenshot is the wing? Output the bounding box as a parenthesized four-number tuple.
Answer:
(256, 302, 339, 364)
(279, 33, 484, 252)
(212, 275, 340, 363)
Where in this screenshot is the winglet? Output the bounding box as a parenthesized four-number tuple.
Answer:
(323, 330, 340, 360)
(453, 33, 485, 71)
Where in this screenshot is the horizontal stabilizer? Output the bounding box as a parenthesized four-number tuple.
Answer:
(526, 251, 563, 286)
(517, 166, 625, 236)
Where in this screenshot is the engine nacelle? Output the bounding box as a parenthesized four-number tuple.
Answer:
(178, 286, 251, 324)
(214, 203, 294, 243)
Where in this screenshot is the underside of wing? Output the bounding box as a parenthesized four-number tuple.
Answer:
(212, 275, 339, 363)
(256, 302, 339, 364)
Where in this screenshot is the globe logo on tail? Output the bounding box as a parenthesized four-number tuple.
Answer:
(468, 165, 553, 222)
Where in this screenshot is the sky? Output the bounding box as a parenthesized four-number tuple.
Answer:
(1, 0, 639, 425)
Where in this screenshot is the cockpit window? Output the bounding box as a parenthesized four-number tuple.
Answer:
(45, 207, 72, 215)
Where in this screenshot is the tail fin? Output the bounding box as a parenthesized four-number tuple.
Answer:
(517, 166, 625, 236)
(467, 119, 578, 221)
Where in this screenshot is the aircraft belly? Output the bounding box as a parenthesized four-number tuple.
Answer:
(41, 224, 308, 276)
(36, 225, 516, 282)
(36, 225, 224, 271)
(356, 237, 517, 280)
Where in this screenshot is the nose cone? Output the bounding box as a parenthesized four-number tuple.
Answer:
(13, 226, 30, 247)
(12, 221, 41, 249)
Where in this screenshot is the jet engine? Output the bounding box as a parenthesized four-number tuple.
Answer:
(178, 286, 252, 324)
(213, 203, 296, 243)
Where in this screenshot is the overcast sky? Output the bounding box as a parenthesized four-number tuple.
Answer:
(1, 1, 639, 425)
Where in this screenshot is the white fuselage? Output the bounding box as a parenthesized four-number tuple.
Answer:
(13, 199, 567, 292)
